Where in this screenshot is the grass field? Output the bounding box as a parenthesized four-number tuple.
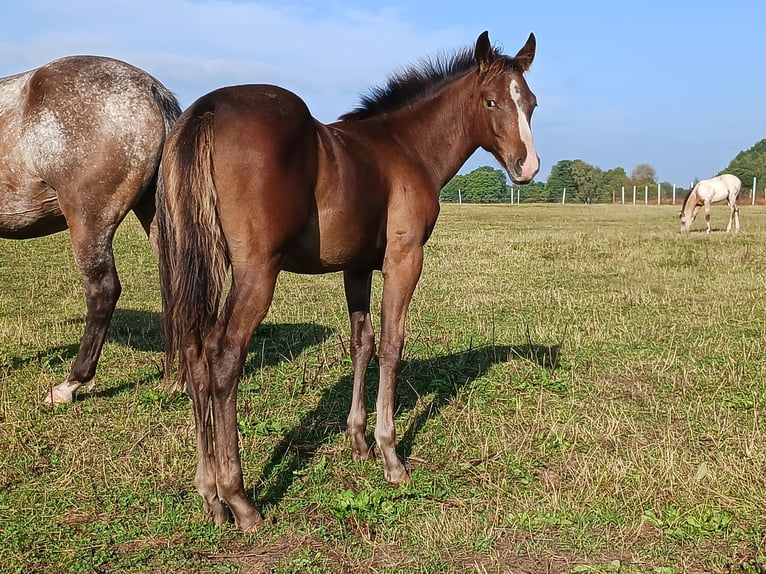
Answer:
(1, 203, 765, 573)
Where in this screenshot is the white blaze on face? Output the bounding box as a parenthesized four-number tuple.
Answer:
(509, 79, 539, 181)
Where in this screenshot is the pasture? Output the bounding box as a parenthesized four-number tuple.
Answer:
(1, 203, 765, 573)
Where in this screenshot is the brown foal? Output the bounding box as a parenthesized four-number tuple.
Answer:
(157, 31, 539, 530)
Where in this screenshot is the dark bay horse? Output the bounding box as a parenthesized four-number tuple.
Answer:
(157, 31, 539, 530)
(0, 56, 181, 403)
(679, 174, 742, 233)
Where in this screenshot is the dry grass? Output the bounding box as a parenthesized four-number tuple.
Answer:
(1, 203, 765, 573)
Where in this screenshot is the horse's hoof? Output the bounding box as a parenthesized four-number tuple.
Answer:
(385, 466, 411, 485)
(351, 445, 375, 461)
(42, 386, 75, 405)
(204, 502, 230, 527)
(237, 512, 264, 532)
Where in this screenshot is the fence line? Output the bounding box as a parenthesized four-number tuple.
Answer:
(456, 178, 765, 205)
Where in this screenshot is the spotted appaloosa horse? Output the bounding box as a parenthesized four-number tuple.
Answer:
(0, 55, 181, 404)
(157, 31, 539, 530)
(680, 174, 742, 233)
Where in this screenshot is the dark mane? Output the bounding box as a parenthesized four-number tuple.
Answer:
(339, 44, 515, 121)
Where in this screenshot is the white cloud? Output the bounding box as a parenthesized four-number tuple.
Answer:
(0, 0, 466, 118)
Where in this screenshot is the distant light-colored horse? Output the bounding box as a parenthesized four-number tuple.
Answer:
(679, 174, 741, 234)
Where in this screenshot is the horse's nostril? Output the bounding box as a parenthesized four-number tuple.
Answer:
(514, 156, 525, 172)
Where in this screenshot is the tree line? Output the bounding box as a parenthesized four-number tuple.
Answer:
(440, 138, 766, 204)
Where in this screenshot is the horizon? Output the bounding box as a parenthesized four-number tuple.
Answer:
(1, 1, 764, 185)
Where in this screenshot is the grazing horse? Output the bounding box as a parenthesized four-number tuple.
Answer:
(0, 56, 181, 403)
(157, 31, 539, 530)
(679, 174, 742, 234)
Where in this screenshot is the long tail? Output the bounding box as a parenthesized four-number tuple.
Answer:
(147, 80, 181, 243)
(150, 82, 182, 141)
(156, 106, 229, 390)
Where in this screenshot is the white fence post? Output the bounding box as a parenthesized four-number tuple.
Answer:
(621, 186, 625, 204)
(633, 185, 636, 205)
(672, 184, 676, 205)
(562, 187, 566, 204)
(754, 177, 758, 206)
(644, 185, 648, 205)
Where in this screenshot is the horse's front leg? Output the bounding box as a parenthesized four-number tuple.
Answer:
(376, 239, 424, 484)
(344, 270, 376, 461)
(704, 200, 712, 233)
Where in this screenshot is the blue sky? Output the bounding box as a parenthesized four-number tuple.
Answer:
(1, 1, 764, 186)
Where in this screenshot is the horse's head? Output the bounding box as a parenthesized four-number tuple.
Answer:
(679, 188, 697, 233)
(679, 210, 692, 233)
(472, 32, 539, 184)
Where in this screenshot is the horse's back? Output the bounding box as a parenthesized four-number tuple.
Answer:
(696, 174, 741, 204)
(178, 84, 316, 152)
(22, 56, 169, 172)
(0, 55, 176, 238)
(164, 84, 393, 273)
(718, 174, 741, 195)
(168, 84, 320, 231)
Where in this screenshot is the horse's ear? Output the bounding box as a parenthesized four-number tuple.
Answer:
(514, 33, 536, 72)
(475, 31, 493, 73)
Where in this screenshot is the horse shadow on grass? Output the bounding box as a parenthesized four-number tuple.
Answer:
(254, 340, 561, 513)
(96, 314, 333, 399)
(2, 309, 163, 373)
(3, 309, 331, 403)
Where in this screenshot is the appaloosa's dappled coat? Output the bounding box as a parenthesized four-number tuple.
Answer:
(0, 56, 181, 404)
(157, 31, 539, 530)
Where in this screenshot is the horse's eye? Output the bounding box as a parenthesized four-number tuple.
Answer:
(485, 98, 496, 109)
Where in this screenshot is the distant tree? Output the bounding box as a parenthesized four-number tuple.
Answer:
(603, 167, 630, 202)
(464, 166, 509, 203)
(545, 160, 577, 202)
(570, 160, 606, 203)
(440, 173, 468, 202)
(631, 163, 657, 185)
(440, 166, 510, 203)
(720, 139, 766, 189)
(516, 180, 547, 202)
(545, 159, 618, 203)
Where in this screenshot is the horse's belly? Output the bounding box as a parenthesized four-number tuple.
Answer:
(0, 180, 65, 239)
(281, 213, 384, 274)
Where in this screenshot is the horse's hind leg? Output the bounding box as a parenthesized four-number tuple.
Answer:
(704, 200, 712, 233)
(205, 264, 279, 531)
(183, 338, 229, 526)
(344, 270, 376, 461)
(44, 223, 122, 404)
(727, 202, 740, 233)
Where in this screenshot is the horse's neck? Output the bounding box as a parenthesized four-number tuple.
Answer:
(378, 73, 479, 189)
(681, 190, 698, 214)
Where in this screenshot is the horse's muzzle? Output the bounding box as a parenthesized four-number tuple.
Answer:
(508, 153, 540, 184)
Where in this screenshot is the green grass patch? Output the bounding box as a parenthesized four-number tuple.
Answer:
(1, 204, 765, 572)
